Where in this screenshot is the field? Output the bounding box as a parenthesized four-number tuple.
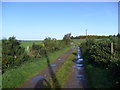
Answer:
(20, 40, 43, 50)
(72, 39, 102, 45)
(0, 40, 1, 54)
(72, 39, 86, 45)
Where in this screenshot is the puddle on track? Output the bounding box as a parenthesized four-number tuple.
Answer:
(31, 76, 44, 83)
(64, 47, 88, 88)
(58, 58, 62, 60)
(77, 67, 84, 71)
(72, 65, 76, 68)
(50, 64, 57, 67)
(77, 75, 84, 79)
(76, 64, 83, 67)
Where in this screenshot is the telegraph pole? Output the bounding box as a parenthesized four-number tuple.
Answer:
(86, 29, 87, 36)
(85, 29, 88, 44)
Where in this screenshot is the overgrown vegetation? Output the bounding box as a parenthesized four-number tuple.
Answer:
(2, 33, 72, 74)
(2, 37, 29, 73)
(2, 47, 70, 88)
(80, 35, 120, 88)
(28, 34, 71, 58)
(2, 33, 72, 88)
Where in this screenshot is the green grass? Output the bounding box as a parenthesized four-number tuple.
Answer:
(72, 39, 86, 45)
(0, 40, 1, 55)
(72, 39, 102, 45)
(20, 40, 43, 50)
(84, 61, 114, 88)
(49, 49, 76, 88)
(2, 47, 71, 88)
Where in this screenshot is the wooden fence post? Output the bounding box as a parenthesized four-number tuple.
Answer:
(111, 42, 113, 54)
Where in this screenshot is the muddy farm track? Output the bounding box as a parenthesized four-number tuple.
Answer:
(64, 47, 89, 88)
(18, 48, 74, 88)
(18, 47, 88, 89)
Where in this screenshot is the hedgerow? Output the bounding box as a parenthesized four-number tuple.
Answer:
(81, 36, 120, 88)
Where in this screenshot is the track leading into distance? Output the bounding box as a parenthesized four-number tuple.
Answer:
(64, 46, 89, 88)
(18, 48, 74, 88)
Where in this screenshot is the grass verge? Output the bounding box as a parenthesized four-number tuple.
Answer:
(2, 47, 71, 88)
(84, 60, 114, 88)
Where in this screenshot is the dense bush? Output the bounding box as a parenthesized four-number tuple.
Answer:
(43, 37, 62, 52)
(81, 36, 120, 88)
(89, 40, 111, 64)
(80, 37, 95, 60)
(2, 37, 29, 73)
(29, 37, 68, 58)
(28, 43, 45, 58)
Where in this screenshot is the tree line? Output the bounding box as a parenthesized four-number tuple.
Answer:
(71, 35, 118, 39)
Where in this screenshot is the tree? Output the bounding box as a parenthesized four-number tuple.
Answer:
(63, 33, 71, 45)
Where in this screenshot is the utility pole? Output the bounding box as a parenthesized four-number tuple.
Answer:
(86, 29, 87, 36)
(85, 29, 88, 44)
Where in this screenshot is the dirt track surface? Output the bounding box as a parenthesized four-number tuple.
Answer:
(18, 47, 89, 88)
(64, 65, 88, 88)
(18, 48, 74, 88)
(64, 47, 89, 88)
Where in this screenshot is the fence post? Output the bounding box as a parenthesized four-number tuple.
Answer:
(111, 42, 113, 54)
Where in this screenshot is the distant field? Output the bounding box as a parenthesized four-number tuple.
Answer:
(0, 40, 2, 57)
(72, 39, 102, 45)
(20, 40, 43, 50)
(0, 40, 1, 45)
(72, 39, 86, 45)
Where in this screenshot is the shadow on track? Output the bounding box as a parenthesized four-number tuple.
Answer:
(34, 77, 51, 89)
(34, 50, 61, 89)
(44, 50, 61, 89)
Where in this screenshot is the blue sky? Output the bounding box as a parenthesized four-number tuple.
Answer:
(2, 2, 118, 40)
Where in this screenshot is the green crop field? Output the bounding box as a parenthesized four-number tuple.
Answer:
(72, 39, 86, 44)
(72, 39, 102, 45)
(0, 40, 2, 57)
(20, 40, 43, 50)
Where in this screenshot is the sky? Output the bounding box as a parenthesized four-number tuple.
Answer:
(2, 2, 118, 40)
